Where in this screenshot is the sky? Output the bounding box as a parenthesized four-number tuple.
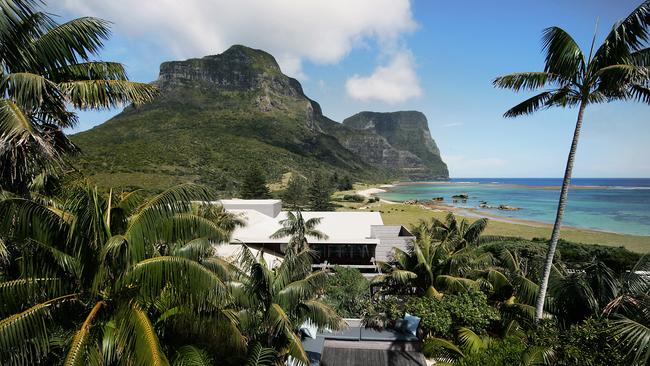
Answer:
(52, 0, 650, 178)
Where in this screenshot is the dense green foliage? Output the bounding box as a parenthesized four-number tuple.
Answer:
(370, 210, 649, 365)
(528, 318, 627, 366)
(323, 266, 370, 318)
(366, 292, 499, 338)
(281, 175, 307, 209)
(2, 1, 649, 365)
(0, 0, 157, 195)
(238, 166, 271, 199)
(307, 172, 334, 211)
(452, 337, 528, 366)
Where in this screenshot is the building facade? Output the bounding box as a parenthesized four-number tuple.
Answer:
(216, 199, 414, 272)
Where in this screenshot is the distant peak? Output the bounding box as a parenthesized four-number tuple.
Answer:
(157, 44, 285, 91)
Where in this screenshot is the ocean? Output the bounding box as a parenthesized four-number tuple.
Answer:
(376, 178, 650, 236)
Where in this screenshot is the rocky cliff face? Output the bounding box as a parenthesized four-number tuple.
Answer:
(72, 45, 448, 192)
(339, 112, 448, 180)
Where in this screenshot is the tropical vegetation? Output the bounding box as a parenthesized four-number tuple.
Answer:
(493, 0, 650, 321)
(366, 212, 650, 365)
(1, 0, 649, 365)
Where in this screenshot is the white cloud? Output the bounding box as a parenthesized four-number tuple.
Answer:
(345, 52, 422, 104)
(55, 0, 416, 79)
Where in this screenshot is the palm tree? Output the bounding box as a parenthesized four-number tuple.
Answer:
(0, 183, 244, 364)
(374, 235, 489, 299)
(551, 255, 650, 364)
(0, 0, 158, 196)
(417, 212, 489, 251)
(270, 210, 328, 252)
(493, 1, 650, 321)
(235, 245, 344, 365)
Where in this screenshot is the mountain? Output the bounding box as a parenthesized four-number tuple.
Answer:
(337, 111, 448, 180)
(72, 45, 448, 192)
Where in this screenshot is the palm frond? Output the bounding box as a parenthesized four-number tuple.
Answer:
(628, 84, 650, 104)
(630, 47, 650, 66)
(245, 343, 276, 366)
(422, 336, 465, 359)
(512, 274, 540, 306)
(386, 269, 418, 284)
(541, 26, 586, 79)
(118, 304, 170, 366)
(48, 61, 129, 82)
(521, 346, 556, 366)
(435, 275, 478, 294)
(598, 1, 650, 54)
(502, 91, 553, 117)
(0, 277, 62, 315)
(28, 17, 111, 71)
(299, 300, 345, 331)
(64, 301, 104, 366)
(0, 293, 76, 364)
(120, 256, 229, 310)
(1, 72, 63, 111)
(125, 184, 213, 263)
(172, 345, 213, 366)
(612, 315, 650, 365)
(172, 238, 213, 261)
(492, 72, 562, 91)
(457, 327, 488, 355)
(277, 271, 328, 306)
(60, 79, 158, 110)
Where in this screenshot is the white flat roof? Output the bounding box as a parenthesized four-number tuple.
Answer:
(228, 209, 383, 245)
(220, 199, 281, 205)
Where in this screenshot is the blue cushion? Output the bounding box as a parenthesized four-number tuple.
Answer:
(402, 313, 421, 336)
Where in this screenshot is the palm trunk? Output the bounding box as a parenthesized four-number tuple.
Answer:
(534, 100, 587, 322)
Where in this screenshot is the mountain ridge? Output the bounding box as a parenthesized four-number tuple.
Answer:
(72, 45, 448, 192)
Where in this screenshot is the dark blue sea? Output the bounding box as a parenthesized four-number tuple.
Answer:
(377, 178, 650, 236)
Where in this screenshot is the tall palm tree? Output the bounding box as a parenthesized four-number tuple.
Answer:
(235, 245, 344, 365)
(270, 210, 328, 252)
(493, 1, 650, 321)
(0, 0, 158, 195)
(0, 183, 243, 364)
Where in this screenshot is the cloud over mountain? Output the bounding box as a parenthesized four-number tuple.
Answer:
(56, 0, 416, 80)
(345, 51, 422, 104)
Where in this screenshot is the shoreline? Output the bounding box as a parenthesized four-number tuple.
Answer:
(354, 184, 649, 238)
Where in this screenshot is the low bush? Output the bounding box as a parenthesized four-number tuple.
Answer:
(341, 194, 365, 202)
(323, 266, 370, 318)
(366, 291, 499, 338)
(454, 337, 528, 366)
(527, 318, 627, 366)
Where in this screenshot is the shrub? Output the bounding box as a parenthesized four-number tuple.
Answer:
(528, 318, 627, 366)
(341, 194, 365, 202)
(323, 267, 370, 318)
(367, 292, 499, 338)
(405, 297, 452, 336)
(444, 292, 499, 334)
(454, 337, 527, 366)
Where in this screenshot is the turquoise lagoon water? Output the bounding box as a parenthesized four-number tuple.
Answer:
(376, 178, 650, 236)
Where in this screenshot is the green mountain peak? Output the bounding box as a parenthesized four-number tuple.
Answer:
(72, 46, 448, 192)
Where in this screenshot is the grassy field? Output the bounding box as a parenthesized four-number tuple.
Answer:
(334, 192, 650, 253)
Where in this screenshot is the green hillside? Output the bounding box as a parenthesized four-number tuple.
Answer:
(72, 45, 447, 192)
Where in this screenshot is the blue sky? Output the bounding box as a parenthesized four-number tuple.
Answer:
(54, 0, 649, 178)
